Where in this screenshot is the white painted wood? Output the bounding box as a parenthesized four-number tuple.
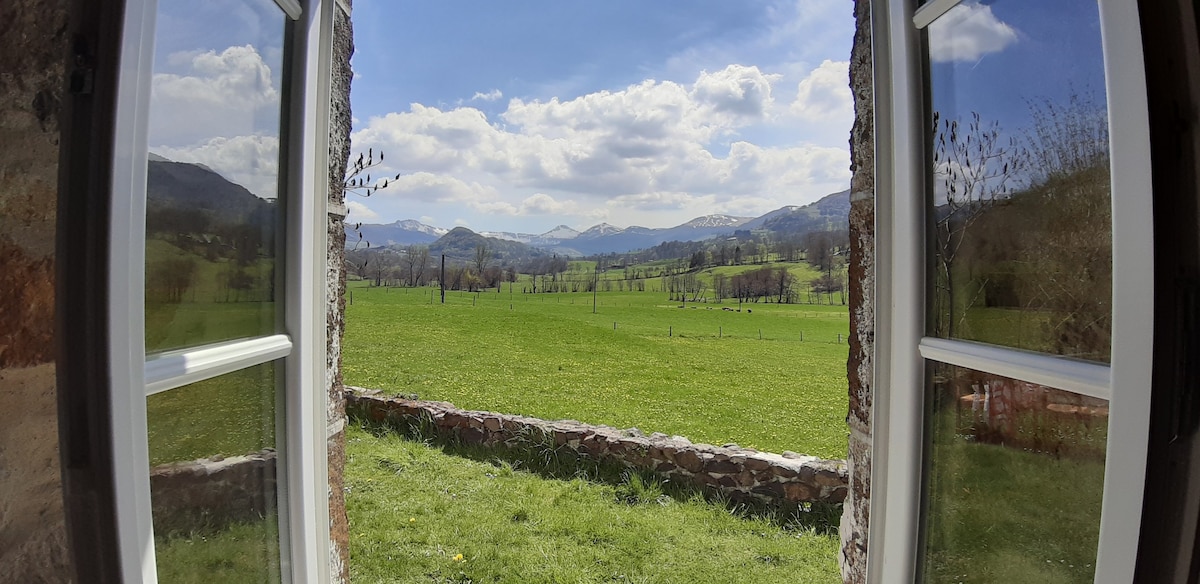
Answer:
(918, 337, 1112, 400)
(278, 0, 334, 580)
(275, 0, 302, 20)
(913, 0, 962, 29)
(143, 336, 293, 396)
(1093, 0, 1155, 581)
(108, 0, 159, 581)
(870, 0, 927, 582)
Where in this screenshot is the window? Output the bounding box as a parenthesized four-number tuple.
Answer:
(106, 0, 334, 581)
(871, 0, 1154, 581)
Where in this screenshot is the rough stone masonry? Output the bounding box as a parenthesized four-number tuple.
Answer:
(346, 387, 848, 507)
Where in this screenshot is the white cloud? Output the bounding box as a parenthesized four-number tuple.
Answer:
(928, 2, 1018, 63)
(351, 59, 850, 227)
(472, 89, 503, 102)
(155, 134, 280, 199)
(386, 172, 500, 205)
(150, 45, 280, 147)
(791, 60, 851, 121)
(454, 218, 470, 226)
(691, 65, 780, 120)
(345, 200, 381, 222)
(419, 215, 437, 224)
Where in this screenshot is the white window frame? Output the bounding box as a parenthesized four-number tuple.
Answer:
(869, 1, 1154, 582)
(106, 0, 333, 581)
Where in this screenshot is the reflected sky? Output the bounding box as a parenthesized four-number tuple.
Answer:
(928, 0, 1106, 137)
(147, 0, 286, 199)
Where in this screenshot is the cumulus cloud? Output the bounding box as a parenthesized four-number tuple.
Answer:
(155, 134, 280, 199)
(691, 65, 780, 119)
(791, 60, 851, 121)
(345, 200, 381, 222)
(351, 61, 850, 226)
(928, 2, 1018, 63)
(472, 89, 503, 101)
(150, 45, 281, 146)
(386, 172, 500, 205)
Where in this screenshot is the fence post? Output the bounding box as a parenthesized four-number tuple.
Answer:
(669, 326, 672, 337)
(759, 329, 762, 340)
(719, 326, 722, 338)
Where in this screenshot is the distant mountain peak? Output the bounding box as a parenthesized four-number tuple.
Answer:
(579, 223, 624, 238)
(681, 214, 752, 229)
(540, 224, 580, 239)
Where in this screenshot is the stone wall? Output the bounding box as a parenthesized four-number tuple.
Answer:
(0, 0, 72, 581)
(842, 1, 874, 582)
(346, 388, 848, 506)
(148, 451, 277, 536)
(325, 1, 355, 582)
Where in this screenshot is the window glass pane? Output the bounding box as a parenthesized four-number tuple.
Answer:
(920, 362, 1107, 583)
(147, 361, 280, 581)
(926, 0, 1112, 362)
(144, 0, 288, 353)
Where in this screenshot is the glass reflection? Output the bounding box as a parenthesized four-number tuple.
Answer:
(926, 0, 1112, 363)
(147, 362, 280, 581)
(921, 363, 1107, 584)
(144, 0, 287, 353)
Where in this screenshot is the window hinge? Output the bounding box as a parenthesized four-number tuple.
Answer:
(68, 34, 95, 95)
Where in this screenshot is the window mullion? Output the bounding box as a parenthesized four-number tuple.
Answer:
(913, 0, 962, 30)
(144, 335, 293, 396)
(919, 337, 1111, 400)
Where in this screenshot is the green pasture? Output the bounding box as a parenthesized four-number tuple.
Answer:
(922, 409, 1105, 583)
(345, 423, 841, 584)
(145, 238, 277, 353)
(343, 279, 850, 457)
(146, 361, 277, 466)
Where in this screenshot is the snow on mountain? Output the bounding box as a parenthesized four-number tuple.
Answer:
(394, 219, 448, 237)
(540, 225, 581, 239)
(578, 223, 625, 239)
(680, 214, 752, 229)
(478, 230, 530, 243)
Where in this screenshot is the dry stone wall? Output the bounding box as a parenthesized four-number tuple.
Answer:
(326, 1, 355, 582)
(842, 1, 874, 582)
(346, 388, 848, 506)
(148, 450, 277, 536)
(0, 0, 72, 581)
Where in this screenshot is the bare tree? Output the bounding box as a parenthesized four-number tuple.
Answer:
(403, 244, 429, 287)
(472, 243, 493, 287)
(931, 111, 1027, 337)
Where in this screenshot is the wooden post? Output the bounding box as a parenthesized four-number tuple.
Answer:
(440, 254, 446, 304)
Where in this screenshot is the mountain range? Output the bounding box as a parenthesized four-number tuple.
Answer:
(346, 189, 850, 256)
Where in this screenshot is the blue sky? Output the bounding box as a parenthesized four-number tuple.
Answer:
(147, 0, 286, 199)
(348, 0, 858, 233)
(138, 1, 1108, 235)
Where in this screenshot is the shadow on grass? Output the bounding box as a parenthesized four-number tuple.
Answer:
(351, 413, 841, 537)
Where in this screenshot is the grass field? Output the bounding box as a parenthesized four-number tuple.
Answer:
(343, 271, 850, 458)
(345, 423, 841, 584)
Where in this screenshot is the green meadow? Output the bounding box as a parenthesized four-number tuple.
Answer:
(343, 261, 851, 458)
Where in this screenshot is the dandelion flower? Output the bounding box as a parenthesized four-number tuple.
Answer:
(453, 553, 464, 562)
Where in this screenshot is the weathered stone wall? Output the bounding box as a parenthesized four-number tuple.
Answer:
(326, 1, 355, 582)
(148, 451, 277, 536)
(0, 0, 72, 581)
(346, 388, 848, 506)
(842, 0, 874, 582)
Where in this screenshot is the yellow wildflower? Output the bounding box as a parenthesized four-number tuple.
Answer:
(453, 553, 464, 562)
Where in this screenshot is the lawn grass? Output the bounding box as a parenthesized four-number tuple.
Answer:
(146, 361, 276, 466)
(153, 516, 281, 582)
(922, 407, 1105, 583)
(345, 423, 841, 584)
(343, 281, 850, 457)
